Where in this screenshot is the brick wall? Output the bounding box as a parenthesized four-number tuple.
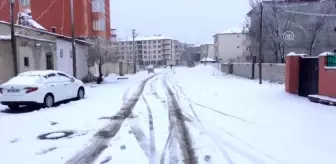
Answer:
(221, 63, 285, 83)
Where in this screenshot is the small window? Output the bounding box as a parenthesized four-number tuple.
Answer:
(158, 40, 161, 43)
(24, 57, 29, 67)
(20, 0, 30, 6)
(47, 73, 56, 77)
(60, 49, 63, 58)
(237, 46, 240, 48)
(46, 53, 54, 69)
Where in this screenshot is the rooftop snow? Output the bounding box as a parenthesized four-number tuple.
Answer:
(217, 28, 248, 35)
(120, 36, 173, 42)
(0, 35, 11, 40)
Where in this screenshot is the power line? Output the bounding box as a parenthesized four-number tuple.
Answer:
(60, 0, 65, 34)
(35, 0, 60, 20)
(284, 10, 336, 17)
(0, 0, 6, 11)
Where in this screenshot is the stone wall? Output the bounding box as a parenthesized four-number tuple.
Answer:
(221, 63, 285, 83)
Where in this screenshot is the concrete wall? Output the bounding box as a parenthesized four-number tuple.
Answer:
(56, 39, 73, 76)
(89, 61, 134, 77)
(0, 41, 14, 84)
(0, 37, 57, 84)
(76, 43, 89, 80)
(221, 62, 285, 83)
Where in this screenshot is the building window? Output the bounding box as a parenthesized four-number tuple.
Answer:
(93, 19, 105, 31)
(24, 57, 29, 67)
(20, 0, 30, 6)
(91, 0, 105, 13)
(144, 51, 147, 54)
(237, 46, 240, 48)
(153, 50, 156, 53)
(46, 53, 54, 70)
(60, 49, 63, 58)
(158, 50, 161, 53)
(158, 45, 161, 48)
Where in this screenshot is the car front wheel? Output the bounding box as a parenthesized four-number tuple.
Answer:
(43, 94, 54, 108)
(76, 87, 85, 100)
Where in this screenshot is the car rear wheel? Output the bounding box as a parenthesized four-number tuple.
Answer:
(7, 104, 19, 110)
(76, 87, 85, 100)
(43, 94, 54, 108)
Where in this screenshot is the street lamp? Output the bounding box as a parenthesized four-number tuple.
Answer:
(9, 0, 18, 76)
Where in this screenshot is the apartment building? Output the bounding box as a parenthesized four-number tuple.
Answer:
(214, 28, 250, 63)
(0, 0, 111, 38)
(117, 36, 182, 66)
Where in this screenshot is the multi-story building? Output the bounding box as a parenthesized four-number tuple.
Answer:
(214, 28, 251, 63)
(248, 0, 336, 63)
(117, 36, 182, 66)
(0, 0, 111, 38)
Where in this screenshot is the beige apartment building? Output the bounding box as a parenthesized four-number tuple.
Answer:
(214, 28, 250, 63)
(117, 36, 182, 66)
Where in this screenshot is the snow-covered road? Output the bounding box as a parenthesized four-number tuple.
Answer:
(1, 65, 336, 164)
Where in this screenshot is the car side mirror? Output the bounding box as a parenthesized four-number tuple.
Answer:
(71, 78, 75, 82)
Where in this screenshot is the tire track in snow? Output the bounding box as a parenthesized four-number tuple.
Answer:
(142, 95, 158, 164)
(174, 84, 276, 164)
(65, 74, 157, 164)
(163, 72, 197, 164)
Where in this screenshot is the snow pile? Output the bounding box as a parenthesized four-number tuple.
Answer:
(0, 35, 11, 40)
(103, 73, 118, 83)
(192, 64, 223, 76)
(286, 52, 307, 56)
(319, 52, 335, 56)
(200, 57, 215, 62)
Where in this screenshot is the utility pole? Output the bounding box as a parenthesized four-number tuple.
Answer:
(132, 29, 138, 73)
(258, 2, 263, 84)
(70, 0, 77, 78)
(9, 0, 18, 76)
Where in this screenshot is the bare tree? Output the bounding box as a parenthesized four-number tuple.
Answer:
(249, 0, 294, 63)
(85, 37, 118, 84)
(303, 0, 335, 56)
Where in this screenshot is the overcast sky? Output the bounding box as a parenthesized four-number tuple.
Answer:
(110, 0, 250, 44)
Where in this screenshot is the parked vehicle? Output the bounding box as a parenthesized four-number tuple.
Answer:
(147, 65, 154, 73)
(0, 70, 85, 110)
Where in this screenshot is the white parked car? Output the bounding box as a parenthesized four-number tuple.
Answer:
(0, 70, 85, 110)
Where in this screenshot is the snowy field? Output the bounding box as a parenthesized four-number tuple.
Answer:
(0, 65, 335, 164)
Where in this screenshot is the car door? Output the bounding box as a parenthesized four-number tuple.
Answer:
(56, 72, 72, 99)
(45, 73, 63, 102)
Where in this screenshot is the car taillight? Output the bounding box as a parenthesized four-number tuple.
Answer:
(25, 87, 38, 94)
(0, 88, 2, 94)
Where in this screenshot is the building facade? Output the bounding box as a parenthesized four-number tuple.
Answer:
(200, 44, 215, 60)
(248, 0, 336, 63)
(0, 21, 90, 83)
(214, 28, 251, 63)
(117, 36, 182, 66)
(0, 0, 111, 38)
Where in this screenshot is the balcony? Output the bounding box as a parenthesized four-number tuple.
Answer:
(162, 39, 171, 45)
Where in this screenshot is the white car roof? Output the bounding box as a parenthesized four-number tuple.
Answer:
(19, 70, 60, 76)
